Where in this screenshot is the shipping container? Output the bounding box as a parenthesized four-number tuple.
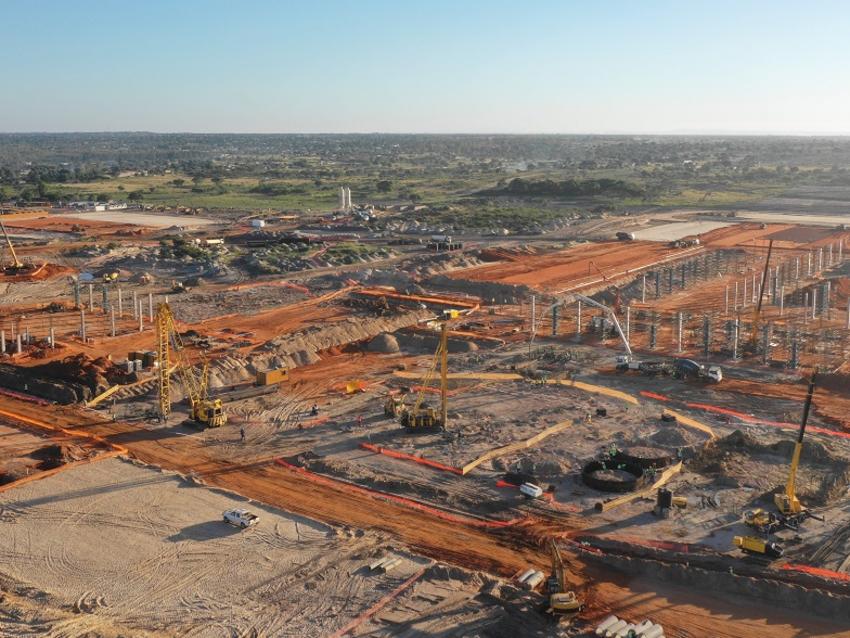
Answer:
(256, 368, 289, 386)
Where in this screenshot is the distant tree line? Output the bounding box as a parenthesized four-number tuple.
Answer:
(483, 177, 645, 198)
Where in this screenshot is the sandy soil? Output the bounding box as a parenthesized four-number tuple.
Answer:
(0, 457, 428, 637)
(3, 216, 152, 237)
(632, 220, 733, 241)
(60, 211, 220, 228)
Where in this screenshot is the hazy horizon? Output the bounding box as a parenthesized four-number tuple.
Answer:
(3, 0, 849, 135)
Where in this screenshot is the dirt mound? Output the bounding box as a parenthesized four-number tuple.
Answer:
(367, 333, 400, 354)
(4, 353, 136, 403)
(29, 353, 131, 396)
(648, 425, 701, 448)
(691, 430, 849, 505)
(30, 443, 90, 469)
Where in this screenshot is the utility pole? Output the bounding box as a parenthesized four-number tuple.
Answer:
(677, 312, 683, 353)
(576, 301, 582, 337)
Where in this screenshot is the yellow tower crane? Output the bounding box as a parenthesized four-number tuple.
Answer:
(156, 302, 227, 428)
(775, 372, 816, 518)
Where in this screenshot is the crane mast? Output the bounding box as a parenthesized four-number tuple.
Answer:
(156, 302, 226, 427)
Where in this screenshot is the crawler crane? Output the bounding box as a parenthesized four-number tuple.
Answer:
(0, 220, 26, 273)
(399, 309, 462, 431)
(156, 302, 227, 428)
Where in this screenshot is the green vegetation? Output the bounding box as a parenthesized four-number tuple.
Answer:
(3, 133, 850, 224)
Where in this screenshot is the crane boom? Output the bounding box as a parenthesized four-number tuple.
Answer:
(775, 372, 816, 515)
(751, 239, 774, 345)
(572, 293, 632, 357)
(0, 221, 23, 269)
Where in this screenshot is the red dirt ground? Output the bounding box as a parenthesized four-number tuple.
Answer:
(3, 216, 153, 237)
(450, 241, 700, 294)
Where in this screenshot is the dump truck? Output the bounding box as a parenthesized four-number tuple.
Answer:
(733, 535, 783, 559)
(615, 231, 636, 241)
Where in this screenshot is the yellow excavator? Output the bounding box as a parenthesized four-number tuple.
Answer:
(399, 309, 460, 431)
(0, 220, 26, 274)
(546, 539, 582, 616)
(156, 302, 227, 428)
(774, 372, 816, 520)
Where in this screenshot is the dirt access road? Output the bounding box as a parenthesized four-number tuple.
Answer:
(0, 396, 847, 637)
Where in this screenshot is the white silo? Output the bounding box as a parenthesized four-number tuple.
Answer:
(345, 186, 352, 211)
(339, 187, 346, 210)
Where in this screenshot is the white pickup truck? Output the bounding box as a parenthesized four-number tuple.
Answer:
(222, 508, 259, 529)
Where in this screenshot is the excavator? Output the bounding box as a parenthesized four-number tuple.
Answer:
(156, 302, 227, 428)
(546, 539, 582, 616)
(774, 372, 817, 522)
(398, 309, 461, 431)
(0, 220, 27, 274)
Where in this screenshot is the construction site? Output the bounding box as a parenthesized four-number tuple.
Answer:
(3, 202, 850, 638)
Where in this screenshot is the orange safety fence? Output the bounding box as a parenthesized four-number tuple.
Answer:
(684, 401, 850, 441)
(639, 390, 671, 402)
(0, 449, 124, 494)
(0, 407, 128, 455)
(781, 563, 850, 582)
(0, 388, 51, 406)
(328, 566, 429, 638)
(359, 443, 463, 475)
(274, 458, 523, 529)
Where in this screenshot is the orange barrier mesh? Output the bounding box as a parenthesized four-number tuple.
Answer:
(359, 443, 463, 475)
(781, 563, 850, 582)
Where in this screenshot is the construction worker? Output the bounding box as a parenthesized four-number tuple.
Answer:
(240, 427, 245, 442)
(357, 415, 363, 429)
(310, 403, 319, 416)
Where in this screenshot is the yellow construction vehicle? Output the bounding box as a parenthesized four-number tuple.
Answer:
(102, 271, 119, 283)
(156, 302, 227, 428)
(733, 535, 783, 559)
(774, 373, 816, 518)
(383, 394, 406, 417)
(546, 539, 583, 616)
(399, 309, 460, 431)
(0, 220, 26, 273)
(743, 508, 782, 534)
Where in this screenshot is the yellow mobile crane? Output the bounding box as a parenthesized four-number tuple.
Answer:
(0, 220, 25, 273)
(775, 372, 816, 518)
(399, 309, 460, 431)
(546, 539, 582, 616)
(156, 302, 227, 428)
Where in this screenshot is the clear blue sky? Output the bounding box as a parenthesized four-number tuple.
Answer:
(2, 0, 849, 134)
